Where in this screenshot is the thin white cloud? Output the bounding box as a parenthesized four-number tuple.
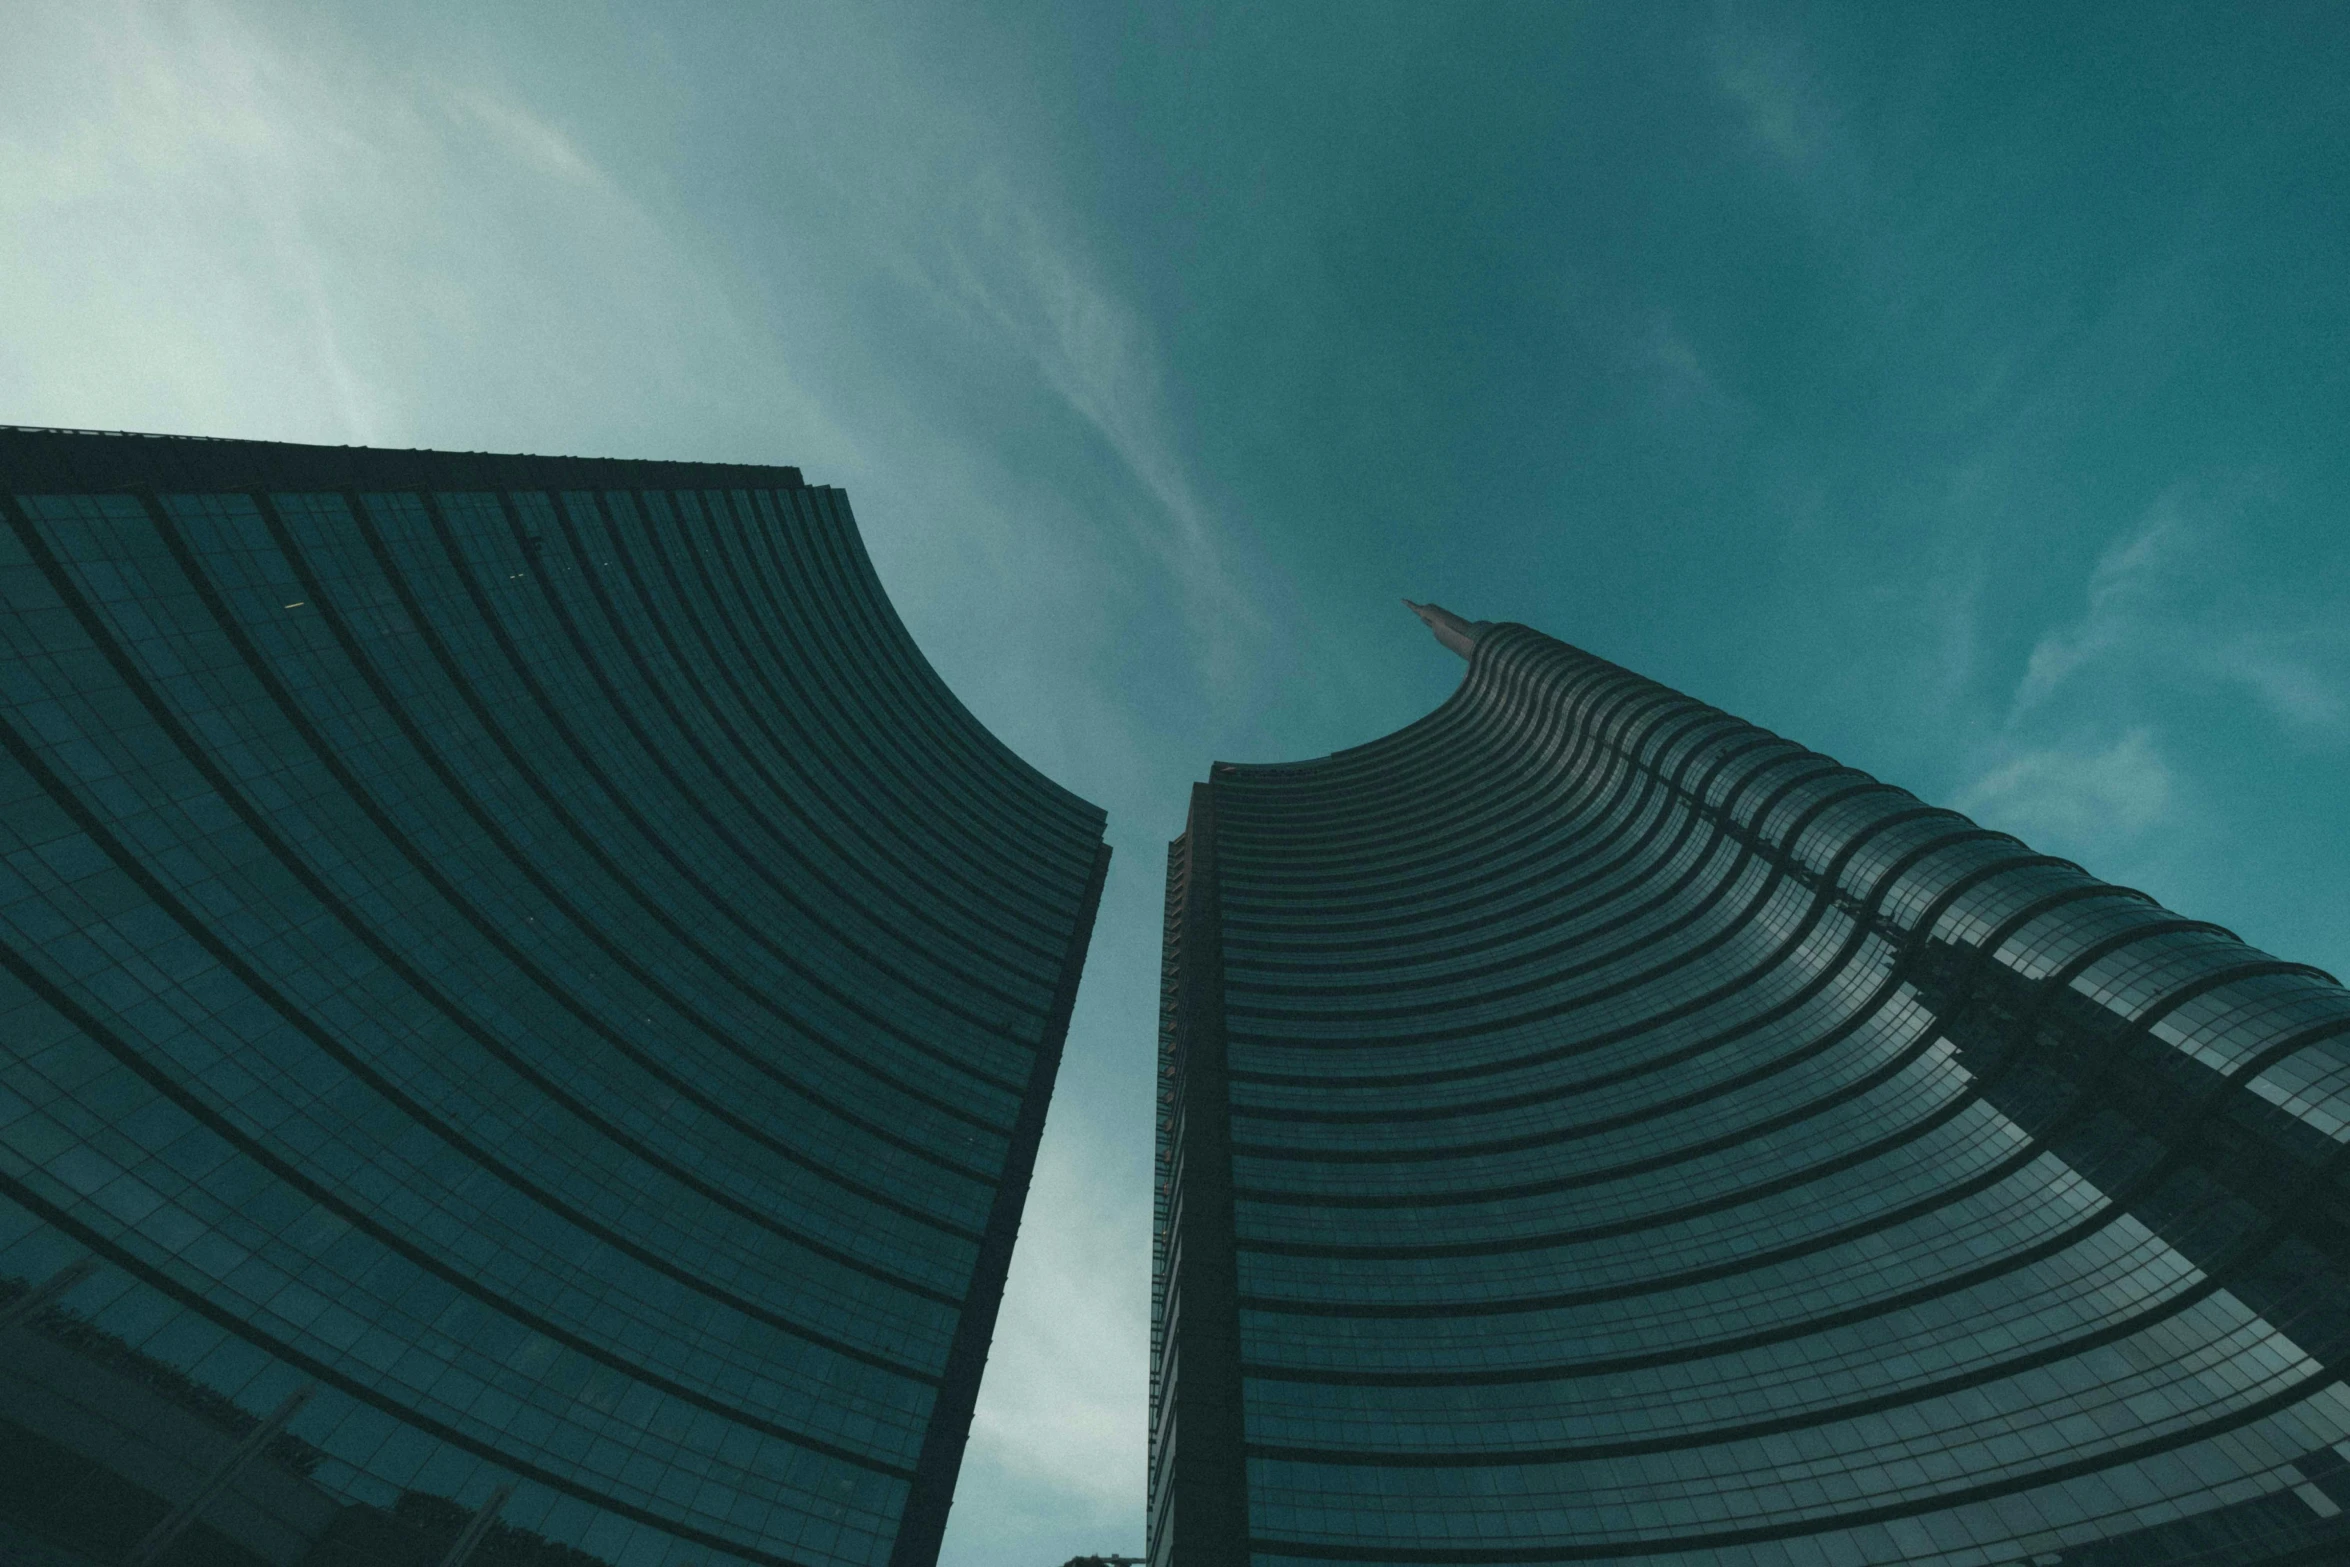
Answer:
(1956, 501, 2198, 854)
(1708, 28, 1833, 171)
(2212, 635, 2350, 738)
(445, 89, 609, 191)
(0, 0, 852, 466)
(965, 1102, 1149, 1513)
(1954, 483, 2350, 873)
(1957, 728, 2173, 845)
(1632, 313, 1744, 427)
(1992, 488, 2348, 744)
(2012, 499, 2196, 715)
(900, 168, 1270, 689)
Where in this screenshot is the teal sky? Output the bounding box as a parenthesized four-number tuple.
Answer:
(5, 5, 2349, 1562)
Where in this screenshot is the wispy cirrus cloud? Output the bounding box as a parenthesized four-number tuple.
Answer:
(899, 169, 1268, 694)
(0, 0, 846, 466)
(963, 1097, 1149, 1515)
(1709, 28, 1834, 172)
(1957, 499, 2198, 854)
(1956, 727, 2172, 844)
(2010, 499, 2198, 717)
(2003, 487, 2349, 740)
(2212, 637, 2350, 735)
(1957, 483, 2349, 866)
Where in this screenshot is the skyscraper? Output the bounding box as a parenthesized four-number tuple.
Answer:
(1151, 604, 2350, 1566)
(0, 428, 1109, 1567)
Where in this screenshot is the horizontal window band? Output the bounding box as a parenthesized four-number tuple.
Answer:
(539, 486, 1071, 1002)
(0, 1170, 916, 1563)
(1217, 716, 1792, 932)
(1212, 687, 1713, 929)
(1235, 1028, 2350, 1388)
(1215, 717, 1834, 918)
(1221, 755, 1851, 995)
(1240, 949, 2321, 1296)
(1232, 948, 2323, 1295)
(1222, 845, 2030, 1121)
(1232, 1002, 1947, 1200)
(1241, 1312, 2328, 1468)
(1228, 943, 2321, 1197)
(0, 947, 944, 1445)
(1223, 822, 2012, 1142)
(342, 486, 1041, 1116)
(13, 500, 992, 1263)
(630, 488, 1073, 973)
(213, 493, 1013, 1221)
(0, 703, 963, 1356)
(431, 487, 1044, 1082)
(1210, 639, 1659, 836)
(1220, 874, 2155, 1096)
(1238, 1371, 2336, 1561)
(1219, 805, 2061, 1048)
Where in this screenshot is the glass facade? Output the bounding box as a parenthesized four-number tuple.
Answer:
(1152, 610, 2350, 1566)
(0, 428, 1110, 1567)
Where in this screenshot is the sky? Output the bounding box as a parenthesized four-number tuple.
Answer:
(4, 3, 2349, 1561)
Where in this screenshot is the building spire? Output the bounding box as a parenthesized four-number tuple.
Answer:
(1403, 599, 1487, 661)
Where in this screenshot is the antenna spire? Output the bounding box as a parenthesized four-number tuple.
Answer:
(1403, 599, 1487, 661)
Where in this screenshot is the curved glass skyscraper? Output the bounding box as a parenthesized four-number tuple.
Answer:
(0, 429, 1109, 1567)
(1152, 604, 2350, 1566)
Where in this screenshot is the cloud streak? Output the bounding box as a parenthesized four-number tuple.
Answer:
(1955, 481, 2349, 887)
(905, 169, 1269, 696)
(2010, 500, 2196, 717)
(0, 0, 847, 466)
(1957, 727, 2172, 845)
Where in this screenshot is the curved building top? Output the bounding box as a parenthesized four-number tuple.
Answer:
(1152, 603, 2350, 1567)
(0, 427, 1109, 1567)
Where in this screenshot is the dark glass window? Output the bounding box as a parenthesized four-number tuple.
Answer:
(0, 429, 1109, 1567)
(1155, 617, 2350, 1567)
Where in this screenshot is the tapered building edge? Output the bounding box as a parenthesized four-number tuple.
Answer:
(1149, 784, 1250, 1567)
(891, 840, 1113, 1567)
(0, 426, 1113, 1567)
(1150, 606, 2350, 1564)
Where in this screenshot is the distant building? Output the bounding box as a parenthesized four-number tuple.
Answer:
(1151, 602, 2350, 1566)
(0, 428, 1109, 1567)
